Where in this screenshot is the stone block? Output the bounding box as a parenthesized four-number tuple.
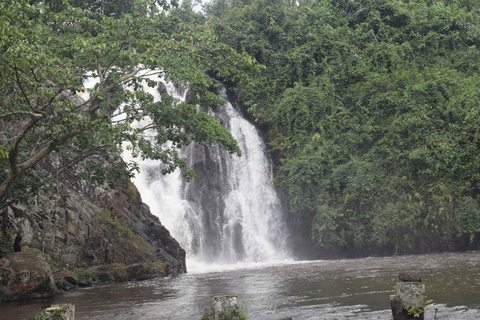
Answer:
(213, 295, 238, 320)
(45, 303, 75, 320)
(397, 282, 425, 309)
(390, 294, 405, 320)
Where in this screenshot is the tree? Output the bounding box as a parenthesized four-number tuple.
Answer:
(206, 0, 480, 254)
(0, 0, 260, 213)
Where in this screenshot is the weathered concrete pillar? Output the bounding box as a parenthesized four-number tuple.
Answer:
(213, 295, 238, 320)
(44, 303, 75, 320)
(390, 273, 425, 320)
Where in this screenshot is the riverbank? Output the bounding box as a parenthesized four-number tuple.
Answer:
(0, 247, 172, 301)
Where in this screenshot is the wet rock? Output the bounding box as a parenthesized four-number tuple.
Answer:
(157, 82, 167, 95)
(126, 262, 166, 280)
(174, 82, 186, 96)
(390, 295, 404, 320)
(45, 303, 75, 320)
(68, 93, 84, 107)
(0, 248, 57, 301)
(54, 270, 89, 291)
(87, 262, 166, 283)
(91, 266, 114, 282)
(398, 273, 422, 283)
(185, 89, 195, 105)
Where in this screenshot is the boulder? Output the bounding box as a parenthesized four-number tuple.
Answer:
(0, 248, 57, 301)
(398, 272, 422, 283)
(54, 270, 89, 291)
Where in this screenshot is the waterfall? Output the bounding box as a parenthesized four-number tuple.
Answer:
(125, 78, 290, 265)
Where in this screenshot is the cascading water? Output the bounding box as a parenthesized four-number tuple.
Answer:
(124, 77, 290, 265)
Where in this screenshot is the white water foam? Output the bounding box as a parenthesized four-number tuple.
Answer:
(84, 72, 290, 268)
(123, 78, 290, 268)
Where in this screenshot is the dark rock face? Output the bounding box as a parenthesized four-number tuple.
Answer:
(157, 82, 167, 95)
(4, 153, 186, 301)
(8, 173, 185, 276)
(174, 82, 187, 97)
(184, 89, 194, 104)
(182, 142, 230, 260)
(0, 248, 57, 301)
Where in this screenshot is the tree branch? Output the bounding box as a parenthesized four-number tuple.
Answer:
(17, 129, 84, 174)
(0, 111, 43, 120)
(49, 145, 109, 178)
(95, 55, 105, 84)
(14, 65, 37, 112)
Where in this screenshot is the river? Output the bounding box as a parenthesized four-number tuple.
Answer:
(4, 77, 477, 320)
(1, 251, 479, 319)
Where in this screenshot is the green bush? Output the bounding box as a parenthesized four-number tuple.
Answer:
(201, 306, 247, 320)
(74, 268, 93, 283)
(206, 0, 480, 254)
(110, 263, 129, 282)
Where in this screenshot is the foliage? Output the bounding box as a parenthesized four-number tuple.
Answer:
(147, 261, 166, 275)
(45, 252, 66, 272)
(74, 267, 93, 283)
(110, 263, 129, 282)
(0, 234, 12, 259)
(34, 313, 49, 320)
(0, 0, 261, 214)
(201, 306, 247, 320)
(206, 0, 480, 254)
(98, 208, 134, 240)
(97, 207, 151, 256)
(218, 306, 247, 320)
(404, 298, 434, 318)
(35, 307, 66, 320)
(456, 196, 480, 242)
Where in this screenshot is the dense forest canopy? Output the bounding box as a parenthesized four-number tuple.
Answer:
(204, 0, 480, 255)
(0, 0, 259, 228)
(2, 0, 480, 257)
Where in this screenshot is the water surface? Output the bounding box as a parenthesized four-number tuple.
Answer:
(1, 251, 479, 319)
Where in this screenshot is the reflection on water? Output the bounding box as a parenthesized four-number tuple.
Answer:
(1, 251, 479, 319)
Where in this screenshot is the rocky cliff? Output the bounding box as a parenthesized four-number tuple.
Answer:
(1, 155, 186, 300)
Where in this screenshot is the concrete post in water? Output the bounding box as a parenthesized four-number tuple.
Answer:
(213, 295, 238, 320)
(44, 303, 75, 320)
(390, 273, 425, 320)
